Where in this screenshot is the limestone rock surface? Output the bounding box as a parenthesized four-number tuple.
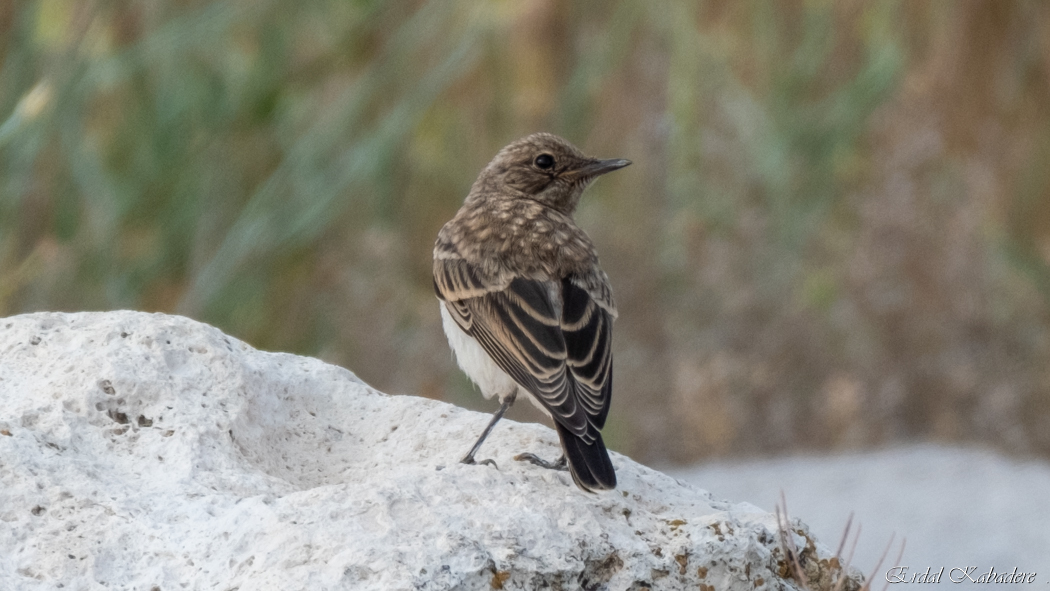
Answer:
(0, 311, 852, 590)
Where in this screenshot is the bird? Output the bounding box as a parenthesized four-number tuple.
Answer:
(432, 132, 630, 492)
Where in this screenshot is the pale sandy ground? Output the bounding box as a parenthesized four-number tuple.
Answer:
(669, 444, 1050, 587)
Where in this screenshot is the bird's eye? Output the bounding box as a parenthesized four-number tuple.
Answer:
(534, 153, 555, 169)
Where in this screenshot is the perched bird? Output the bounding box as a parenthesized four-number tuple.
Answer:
(433, 133, 630, 492)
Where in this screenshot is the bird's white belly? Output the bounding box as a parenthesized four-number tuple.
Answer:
(439, 303, 550, 416)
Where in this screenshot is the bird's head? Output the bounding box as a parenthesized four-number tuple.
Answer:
(473, 133, 630, 215)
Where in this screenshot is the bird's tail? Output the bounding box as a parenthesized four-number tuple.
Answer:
(556, 423, 616, 492)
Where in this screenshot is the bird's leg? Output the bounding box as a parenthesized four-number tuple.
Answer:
(461, 393, 515, 468)
(514, 453, 568, 471)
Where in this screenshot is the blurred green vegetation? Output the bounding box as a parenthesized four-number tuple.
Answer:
(2, 0, 1049, 464)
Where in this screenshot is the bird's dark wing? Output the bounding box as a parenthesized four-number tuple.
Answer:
(560, 274, 614, 430)
(434, 257, 614, 440)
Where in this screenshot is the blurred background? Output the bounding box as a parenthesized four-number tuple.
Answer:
(2, 0, 1050, 469)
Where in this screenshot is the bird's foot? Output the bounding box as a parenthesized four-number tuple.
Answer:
(461, 454, 499, 469)
(514, 453, 568, 471)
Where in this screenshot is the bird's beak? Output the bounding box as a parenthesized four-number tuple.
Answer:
(564, 158, 632, 181)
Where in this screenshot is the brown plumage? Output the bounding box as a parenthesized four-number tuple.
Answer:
(433, 132, 630, 492)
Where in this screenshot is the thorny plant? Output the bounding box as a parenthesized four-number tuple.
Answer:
(776, 491, 905, 591)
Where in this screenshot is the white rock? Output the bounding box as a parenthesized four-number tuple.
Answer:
(0, 311, 854, 590)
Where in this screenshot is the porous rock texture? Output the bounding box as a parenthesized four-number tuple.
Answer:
(0, 311, 857, 590)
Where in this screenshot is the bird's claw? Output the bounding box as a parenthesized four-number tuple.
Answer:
(461, 455, 499, 469)
(514, 453, 568, 471)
